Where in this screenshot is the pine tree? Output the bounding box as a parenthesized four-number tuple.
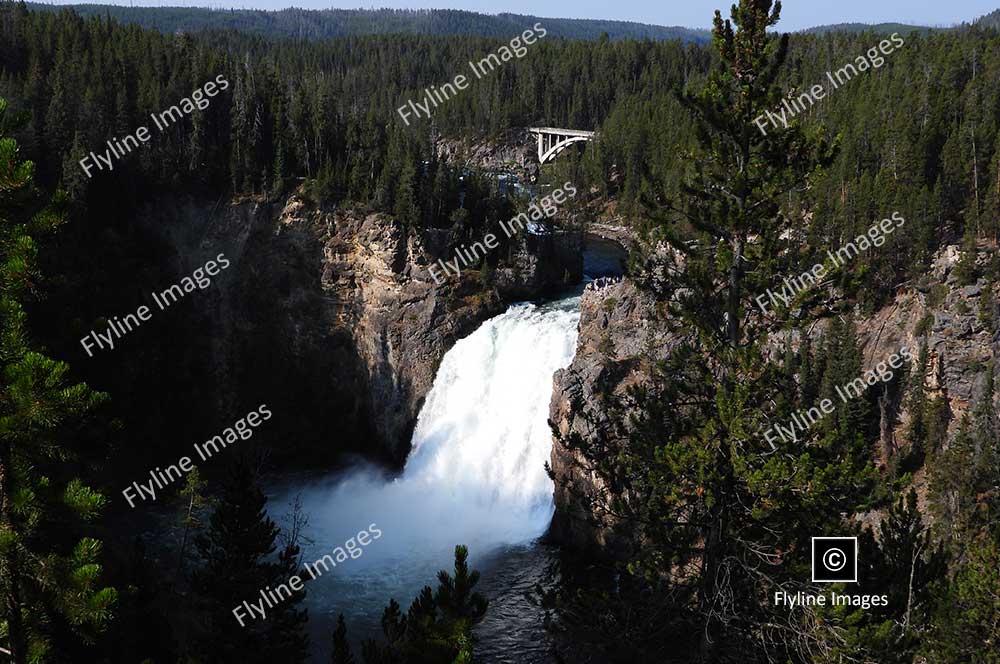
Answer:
(926, 450, 1000, 664)
(923, 369, 1000, 663)
(331, 614, 354, 664)
(954, 228, 979, 286)
(971, 361, 998, 470)
(818, 317, 870, 439)
(873, 489, 947, 657)
(829, 489, 947, 664)
(926, 523, 1000, 664)
(174, 468, 209, 584)
(797, 334, 819, 406)
(929, 416, 975, 539)
(358, 545, 488, 664)
(61, 131, 90, 203)
(394, 158, 420, 229)
(0, 97, 117, 664)
(191, 461, 308, 663)
(550, 2, 882, 660)
(883, 490, 946, 605)
(272, 138, 287, 199)
(980, 281, 997, 334)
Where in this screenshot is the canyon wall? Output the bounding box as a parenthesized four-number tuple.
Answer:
(548, 246, 1000, 552)
(141, 189, 581, 465)
(547, 277, 672, 553)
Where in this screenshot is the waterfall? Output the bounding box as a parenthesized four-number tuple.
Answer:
(270, 294, 581, 641)
(404, 294, 580, 540)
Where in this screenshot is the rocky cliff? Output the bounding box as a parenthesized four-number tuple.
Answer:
(187, 193, 502, 464)
(436, 129, 540, 183)
(145, 188, 583, 466)
(851, 245, 999, 515)
(548, 276, 673, 552)
(548, 245, 1000, 551)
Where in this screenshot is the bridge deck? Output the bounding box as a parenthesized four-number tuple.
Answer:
(528, 127, 596, 138)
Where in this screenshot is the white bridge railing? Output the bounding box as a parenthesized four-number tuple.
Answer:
(528, 127, 596, 164)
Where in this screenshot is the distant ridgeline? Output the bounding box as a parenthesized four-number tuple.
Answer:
(24, 4, 712, 43)
(800, 22, 935, 36)
(799, 9, 1000, 35)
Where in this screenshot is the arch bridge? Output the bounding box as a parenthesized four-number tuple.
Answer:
(528, 127, 596, 164)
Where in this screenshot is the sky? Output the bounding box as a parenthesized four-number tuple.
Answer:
(42, 0, 1000, 30)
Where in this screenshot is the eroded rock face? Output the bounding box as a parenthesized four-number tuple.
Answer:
(853, 247, 998, 496)
(137, 193, 488, 465)
(200, 193, 510, 464)
(548, 277, 673, 553)
(548, 245, 999, 552)
(436, 129, 539, 182)
(494, 230, 584, 299)
(134, 178, 586, 467)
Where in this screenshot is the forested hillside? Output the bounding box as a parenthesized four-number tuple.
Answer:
(25, 4, 712, 42)
(4, 3, 1000, 293)
(2, 1, 1000, 458)
(3, 1, 1000, 449)
(975, 8, 1000, 27)
(801, 22, 932, 35)
(2, 1, 1000, 661)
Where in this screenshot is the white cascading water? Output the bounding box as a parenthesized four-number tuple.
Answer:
(269, 295, 581, 647)
(401, 294, 582, 539)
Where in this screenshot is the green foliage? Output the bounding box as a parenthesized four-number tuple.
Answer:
(824, 489, 947, 664)
(23, 4, 712, 43)
(926, 363, 1000, 661)
(0, 95, 116, 664)
(191, 462, 308, 663)
(174, 468, 210, 584)
(914, 313, 934, 336)
(0, 1, 997, 660)
(1, 2, 998, 314)
(346, 545, 488, 664)
(873, 489, 947, 655)
(925, 522, 1000, 663)
(953, 232, 979, 286)
(926, 372, 1000, 660)
(61, 478, 106, 520)
(929, 416, 976, 537)
(902, 341, 931, 470)
(980, 281, 997, 334)
(548, 3, 881, 660)
(926, 283, 949, 309)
